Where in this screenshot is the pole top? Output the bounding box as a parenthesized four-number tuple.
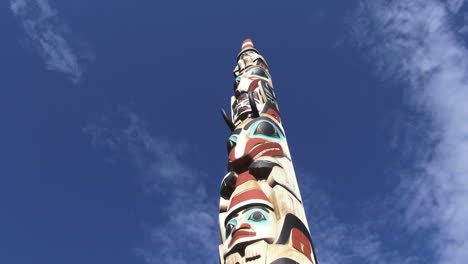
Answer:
(237, 39, 258, 61)
(241, 39, 254, 52)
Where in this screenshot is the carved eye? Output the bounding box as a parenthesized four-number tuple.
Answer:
(248, 210, 267, 222)
(233, 77, 241, 91)
(227, 136, 237, 154)
(226, 220, 237, 238)
(254, 121, 279, 138)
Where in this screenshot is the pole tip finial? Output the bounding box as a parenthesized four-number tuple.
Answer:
(241, 39, 254, 52)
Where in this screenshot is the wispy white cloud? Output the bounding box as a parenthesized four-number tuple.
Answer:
(83, 109, 219, 264)
(10, 0, 88, 83)
(351, 0, 468, 263)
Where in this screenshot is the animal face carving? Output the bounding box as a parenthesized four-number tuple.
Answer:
(227, 117, 290, 173)
(234, 66, 272, 94)
(223, 205, 276, 254)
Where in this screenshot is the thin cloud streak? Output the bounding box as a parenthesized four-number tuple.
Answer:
(83, 109, 219, 264)
(353, 0, 468, 263)
(10, 0, 86, 83)
(446, 0, 465, 13)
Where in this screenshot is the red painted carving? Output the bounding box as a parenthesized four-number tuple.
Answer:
(228, 189, 271, 211)
(266, 108, 281, 122)
(229, 223, 256, 248)
(291, 228, 312, 262)
(229, 138, 284, 173)
(235, 171, 256, 187)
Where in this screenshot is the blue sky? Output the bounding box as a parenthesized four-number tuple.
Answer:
(2, 0, 468, 263)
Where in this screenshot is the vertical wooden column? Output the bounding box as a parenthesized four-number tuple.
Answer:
(218, 40, 318, 264)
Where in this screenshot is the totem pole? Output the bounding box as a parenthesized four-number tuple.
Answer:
(218, 39, 318, 264)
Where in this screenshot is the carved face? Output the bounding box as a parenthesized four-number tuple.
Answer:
(227, 117, 291, 173)
(234, 50, 269, 76)
(231, 92, 261, 122)
(232, 65, 275, 124)
(224, 205, 276, 253)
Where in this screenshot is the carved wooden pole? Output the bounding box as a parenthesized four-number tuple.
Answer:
(219, 39, 318, 264)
